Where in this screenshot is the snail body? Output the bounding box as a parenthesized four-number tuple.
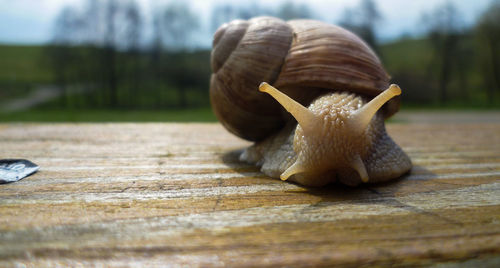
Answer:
(210, 17, 411, 186)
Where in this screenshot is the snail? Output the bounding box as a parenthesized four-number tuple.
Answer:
(210, 17, 412, 187)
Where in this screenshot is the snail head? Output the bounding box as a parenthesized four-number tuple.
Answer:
(259, 82, 401, 183)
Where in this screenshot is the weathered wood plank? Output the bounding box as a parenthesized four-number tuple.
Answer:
(0, 122, 499, 267)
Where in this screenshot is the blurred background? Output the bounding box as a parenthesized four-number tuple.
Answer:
(0, 0, 499, 122)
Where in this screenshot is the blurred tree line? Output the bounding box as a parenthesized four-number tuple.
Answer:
(45, 0, 500, 110)
(341, 0, 500, 106)
(45, 0, 313, 109)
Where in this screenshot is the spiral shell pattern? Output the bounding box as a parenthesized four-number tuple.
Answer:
(210, 17, 396, 141)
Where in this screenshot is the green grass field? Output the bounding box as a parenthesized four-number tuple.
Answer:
(0, 44, 53, 83)
(380, 38, 433, 74)
(0, 39, 498, 123)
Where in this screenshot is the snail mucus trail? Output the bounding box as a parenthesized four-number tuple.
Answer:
(239, 82, 411, 187)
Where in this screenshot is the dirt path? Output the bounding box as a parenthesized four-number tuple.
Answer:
(1, 85, 60, 112)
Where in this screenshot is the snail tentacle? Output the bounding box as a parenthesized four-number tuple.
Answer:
(280, 160, 306, 181)
(350, 154, 369, 183)
(349, 84, 402, 134)
(259, 82, 319, 134)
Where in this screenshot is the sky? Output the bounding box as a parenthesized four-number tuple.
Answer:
(0, 0, 495, 46)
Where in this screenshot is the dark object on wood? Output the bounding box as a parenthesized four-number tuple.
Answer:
(0, 159, 39, 184)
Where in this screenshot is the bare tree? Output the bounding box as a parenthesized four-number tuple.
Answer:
(339, 0, 382, 52)
(276, 0, 314, 20)
(49, 6, 84, 106)
(122, 1, 142, 106)
(210, 4, 238, 34)
(49, 0, 144, 108)
(209, 1, 304, 35)
(160, 2, 199, 50)
(152, 2, 200, 108)
(421, 2, 463, 104)
(103, 0, 119, 107)
(150, 11, 163, 71)
(53, 7, 85, 45)
(237, 2, 275, 20)
(476, 0, 500, 104)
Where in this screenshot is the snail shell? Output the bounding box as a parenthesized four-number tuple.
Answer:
(210, 17, 399, 141)
(210, 17, 411, 186)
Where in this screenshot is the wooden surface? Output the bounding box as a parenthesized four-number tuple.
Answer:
(0, 121, 499, 267)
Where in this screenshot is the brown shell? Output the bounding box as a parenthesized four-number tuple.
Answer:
(210, 17, 398, 141)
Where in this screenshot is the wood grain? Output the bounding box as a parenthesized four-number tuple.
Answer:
(0, 122, 499, 267)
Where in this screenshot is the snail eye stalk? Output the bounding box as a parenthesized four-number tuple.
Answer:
(259, 82, 319, 134)
(348, 84, 401, 135)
